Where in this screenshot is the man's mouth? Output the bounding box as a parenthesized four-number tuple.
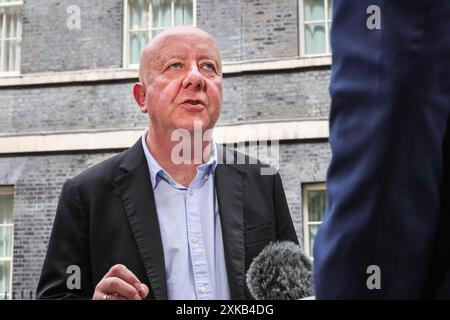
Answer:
(183, 99, 204, 106)
(179, 99, 206, 111)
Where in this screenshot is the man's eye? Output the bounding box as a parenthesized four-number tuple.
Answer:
(202, 64, 216, 72)
(168, 63, 182, 70)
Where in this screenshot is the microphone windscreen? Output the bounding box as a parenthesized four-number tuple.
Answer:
(246, 241, 314, 300)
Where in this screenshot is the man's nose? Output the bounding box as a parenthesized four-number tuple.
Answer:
(181, 66, 206, 90)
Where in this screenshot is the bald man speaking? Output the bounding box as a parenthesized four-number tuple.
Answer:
(36, 27, 298, 300)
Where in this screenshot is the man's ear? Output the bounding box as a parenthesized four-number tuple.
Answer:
(133, 82, 147, 113)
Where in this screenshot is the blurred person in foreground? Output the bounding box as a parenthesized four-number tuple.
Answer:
(314, 0, 450, 299)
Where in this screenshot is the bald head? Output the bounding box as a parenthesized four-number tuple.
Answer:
(138, 26, 222, 83)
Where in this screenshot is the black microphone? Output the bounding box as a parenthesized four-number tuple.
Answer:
(245, 241, 314, 300)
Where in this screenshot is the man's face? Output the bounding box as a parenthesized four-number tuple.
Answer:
(141, 32, 223, 133)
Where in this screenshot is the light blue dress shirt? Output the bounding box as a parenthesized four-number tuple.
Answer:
(141, 130, 231, 300)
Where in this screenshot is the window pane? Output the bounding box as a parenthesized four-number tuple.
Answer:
(129, 31, 148, 65)
(129, 0, 149, 31)
(0, 5, 21, 72)
(304, 0, 325, 21)
(7, 7, 14, 39)
(2, 41, 10, 72)
(0, 226, 13, 257)
(0, 194, 13, 225)
(127, 0, 194, 66)
(174, 0, 193, 26)
(14, 36, 19, 69)
(327, 21, 331, 53)
(3, 39, 19, 72)
(307, 189, 326, 222)
(309, 225, 319, 257)
(305, 23, 326, 55)
(151, 0, 172, 28)
(0, 12, 3, 40)
(0, 261, 11, 300)
(3, 6, 19, 39)
(327, 0, 333, 19)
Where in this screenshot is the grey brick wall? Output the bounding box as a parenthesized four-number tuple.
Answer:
(223, 69, 330, 123)
(0, 141, 330, 298)
(241, 0, 299, 60)
(0, 81, 143, 134)
(21, 0, 124, 73)
(197, 0, 242, 62)
(198, 0, 299, 62)
(0, 69, 330, 134)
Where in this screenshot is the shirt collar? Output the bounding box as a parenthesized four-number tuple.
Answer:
(141, 129, 218, 190)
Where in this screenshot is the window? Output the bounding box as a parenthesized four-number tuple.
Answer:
(124, 0, 196, 68)
(300, 0, 333, 56)
(0, 0, 22, 74)
(303, 183, 326, 258)
(0, 186, 14, 300)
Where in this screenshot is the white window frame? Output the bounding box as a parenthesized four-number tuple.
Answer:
(0, 0, 22, 77)
(123, 0, 197, 69)
(302, 182, 326, 258)
(299, 0, 332, 58)
(0, 186, 14, 300)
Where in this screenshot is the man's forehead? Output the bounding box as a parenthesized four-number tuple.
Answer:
(139, 27, 222, 81)
(153, 33, 221, 60)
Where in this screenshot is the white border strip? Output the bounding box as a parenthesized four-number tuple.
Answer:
(0, 56, 331, 87)
(0, 120, 329, 154)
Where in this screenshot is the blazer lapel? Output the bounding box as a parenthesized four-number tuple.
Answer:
(215, 145, 246, 300)
(114, 139, 168, 300)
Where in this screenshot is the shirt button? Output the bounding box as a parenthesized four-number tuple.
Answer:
(192, 237, 199, 244)
(189, 190, 193, 196)
(204, 174, 209, 180)
(199, 287, 207, 293)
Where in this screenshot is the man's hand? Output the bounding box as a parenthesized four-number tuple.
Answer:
(93, 264, 150, 300)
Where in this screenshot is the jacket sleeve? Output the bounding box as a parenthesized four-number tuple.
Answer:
(36, 179, 93, 299)
(273, 172, 299, 245)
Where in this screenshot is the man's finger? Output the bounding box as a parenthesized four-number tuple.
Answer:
(104, 294, 126, 301)
(138, 283, 150, 299)
(93, 291, 126, 301)
(98, 276, 141, 300)
(105, 264, 143, 291)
